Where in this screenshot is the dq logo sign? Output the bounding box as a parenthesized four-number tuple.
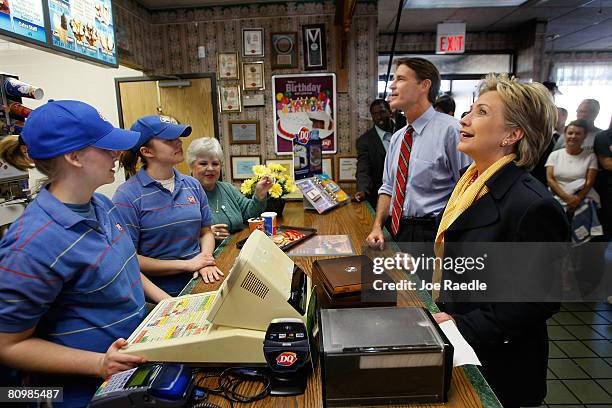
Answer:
(276, 352, 298, 366)
(297, 127, 310, 144)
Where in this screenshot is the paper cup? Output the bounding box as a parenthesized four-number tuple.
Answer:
(248, 217, 265, 232)
(4, 78, 44, 100)
(261, 212, 277, 236)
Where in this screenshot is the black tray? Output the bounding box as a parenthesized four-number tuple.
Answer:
(235, 225, 317, 251)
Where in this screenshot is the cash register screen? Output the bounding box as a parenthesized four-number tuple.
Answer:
(125, 367, 152, 388)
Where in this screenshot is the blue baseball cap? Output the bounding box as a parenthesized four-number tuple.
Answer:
(130, 115, 192, 152)
(21, 100, 140, 160)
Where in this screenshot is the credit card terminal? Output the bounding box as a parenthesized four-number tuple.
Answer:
(89, 363, 193, 408)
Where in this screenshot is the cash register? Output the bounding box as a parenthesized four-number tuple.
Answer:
(120, 229, 312, 365)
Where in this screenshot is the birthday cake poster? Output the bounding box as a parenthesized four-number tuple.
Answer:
(272, 73, 336, 155)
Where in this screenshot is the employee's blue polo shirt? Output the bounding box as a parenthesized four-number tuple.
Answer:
(113, 168, 213, 296)
(0, 187, 146, 408)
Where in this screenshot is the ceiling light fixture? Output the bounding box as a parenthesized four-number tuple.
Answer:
(404, 0, 526, 8)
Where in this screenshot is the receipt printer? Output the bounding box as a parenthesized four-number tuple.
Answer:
(319, 307, 453, 406)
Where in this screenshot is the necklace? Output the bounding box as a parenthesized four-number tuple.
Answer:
(209, 186, 221, 213)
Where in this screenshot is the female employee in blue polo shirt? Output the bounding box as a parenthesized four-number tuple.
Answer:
(0, 100, 170, 407)
(114, 115, 222, 296)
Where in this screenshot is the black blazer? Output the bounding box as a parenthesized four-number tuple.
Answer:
(438, 163, 569, 407)
(356, 127, 387, 207)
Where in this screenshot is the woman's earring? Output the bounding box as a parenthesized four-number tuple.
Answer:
(501, 140, 508, 147)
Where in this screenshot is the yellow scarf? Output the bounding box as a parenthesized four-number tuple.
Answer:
(431, 154, 516, 300)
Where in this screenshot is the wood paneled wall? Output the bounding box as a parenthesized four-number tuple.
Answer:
(113, 0, 377, 188)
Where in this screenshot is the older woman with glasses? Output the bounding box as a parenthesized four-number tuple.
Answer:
(431, 74, 569, 408)
(186, 138, 273, 241)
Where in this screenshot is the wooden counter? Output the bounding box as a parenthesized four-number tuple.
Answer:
(186, 201, 501, 408)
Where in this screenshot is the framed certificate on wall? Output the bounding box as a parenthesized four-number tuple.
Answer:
(219, 84, 241, 112)
(242, 62, 265, 91)
(337, 157, 357, 182)
(242, 28, 264, 57)
(218, 52, 239, 79)
(228, 120, 260, 144)
(231, 155, 261, 180)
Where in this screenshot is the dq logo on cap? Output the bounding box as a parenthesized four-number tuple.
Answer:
(187, 195, 196, 204)
(96, 110, 109, 122)
(160, 115, 178, 124)
(276, 352, 298, 366)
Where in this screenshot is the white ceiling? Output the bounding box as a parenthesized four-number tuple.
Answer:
(379, 0, 612, 51)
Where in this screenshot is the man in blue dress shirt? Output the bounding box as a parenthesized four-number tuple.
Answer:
(366, 57, 470, 247)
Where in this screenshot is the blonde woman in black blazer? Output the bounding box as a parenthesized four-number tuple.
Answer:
(432, 74, 569, 408)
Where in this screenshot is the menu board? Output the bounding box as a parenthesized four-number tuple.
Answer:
(47, 0, 117, 66)
(0, 0, 47, 43)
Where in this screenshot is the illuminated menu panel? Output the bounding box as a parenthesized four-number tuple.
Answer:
(47, 0, 117, 66)
(0, 0, 47, 43)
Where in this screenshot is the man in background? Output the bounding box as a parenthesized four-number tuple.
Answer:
(554, 107, 568, 143)
(434, 94, 456, 117)
(355, 99, 394, 207)
(555, 99, 601, 152)
(594, 122, 612, 240)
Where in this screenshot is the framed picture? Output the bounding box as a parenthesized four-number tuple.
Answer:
(228, 120, 260, 144)
(271, 32, 298, 69)
(218, 52, 239, 79)
(219, 84, 241, 113)
(242, 62, 265, 91)
(231, 155, 261, 180)
(242, 28, 264, 57)
(302, 24, 327, 71)
(322, 157, 333, 179)
(337, 157, 357, 182)
(272, 73, 337, 155)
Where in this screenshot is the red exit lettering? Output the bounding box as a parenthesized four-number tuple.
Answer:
(439, 35, 464, 53)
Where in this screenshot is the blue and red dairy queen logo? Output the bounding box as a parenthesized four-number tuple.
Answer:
(297, 127, 310, 144)
(276, 351, 298, 366)
(115, 223, 123, 232)
(187, 195, 196, 204)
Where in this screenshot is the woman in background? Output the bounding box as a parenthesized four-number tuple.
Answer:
(0, 101, 169, 407)
(546, 119, 599, 215)
(432, 74, 569, 408)
(114, 115, 222, 296)
(186, 137, 272, 241)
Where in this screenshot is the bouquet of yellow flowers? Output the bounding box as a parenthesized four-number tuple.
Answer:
(240, 163, 297, 199)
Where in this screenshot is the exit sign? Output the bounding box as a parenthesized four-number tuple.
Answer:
(436, 23, 466, 54)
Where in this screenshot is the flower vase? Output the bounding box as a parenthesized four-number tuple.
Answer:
(265, 197, 286, 217)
